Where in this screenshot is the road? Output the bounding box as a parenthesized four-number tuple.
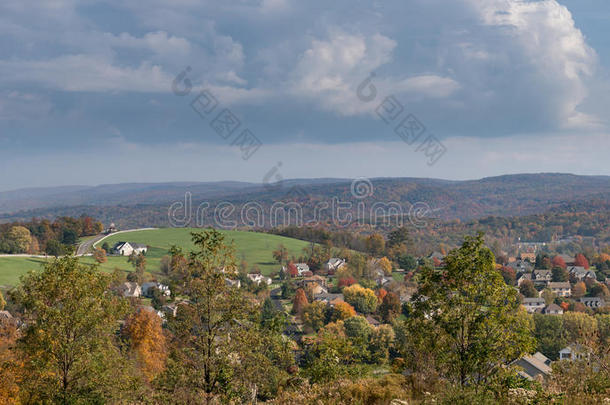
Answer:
(76, 228, 158, 256)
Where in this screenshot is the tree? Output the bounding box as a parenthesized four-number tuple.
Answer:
(365, 233, 385, 257)
(128, 252, 147, 283)
(519, 279, 538, 298)
(156, 230, 292, 402)
(533, 314, 566, 360)
(7, 226, 32, 253)
(397, 254, 417, 271)
(572, 281, 586, 298)
(338, 277, 356, 288)
(541, 288, 556, 306)
(124, 309, 167, 383)
(343, 284, 378, 314)
(101, 242, 111, 253)
(562, 312, 598, 344)
(404, 233, 535, 387)
(379, 292, 401, 323)
(369, 325, 395, 364)
(11, 257, 134, 403)
(574, 253, 589, 269)
(552, 255, 567, 269)
(93, 247, 107, 263)
(303, 301, 328, 332)
(272, 244, 289, 265)
(330, 301, 356, 322)
(0, 290, 4, 311)
(500, 266, 516, 285)
(292, 288, 309, 316)
(61, 228, 79, 245)
(378, 257, 392, 276)
(552, 266, 568, 282)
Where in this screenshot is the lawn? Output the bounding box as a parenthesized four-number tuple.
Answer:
(0, 228, 311, 288)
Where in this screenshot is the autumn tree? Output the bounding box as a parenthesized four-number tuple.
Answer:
(7, 226, 32, 253)
(124, 308, 167, 383)
(574, 253, 589, 269)
(330, 301, 356, 322)
(379, 292, 401, 323)
(343, 284, 378, 314)
(0, 290, 5, 311)
(272, 244, 289, 265)
(519, 279, 538, 298)
(500, 266, 516, 285)
(128, 252, 147, 283)
(403, 233, 535, 387)
(303, 301, 328, 332)
(93, 247, 107, 263)
(11, 257, 136, 403)
(292, 288, 309, 316)
(572, 281, 586, 298)
(0, 313, 20, 403)
(365, 233, 385, 257)
(552, 255, 567, 269)
(378, 257, 392, 275)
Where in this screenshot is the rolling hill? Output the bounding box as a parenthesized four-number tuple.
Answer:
(0, 228, 311, 287)
(0, 173, 608, 228)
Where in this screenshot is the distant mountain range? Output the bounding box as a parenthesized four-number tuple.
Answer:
(1, 173, 608, 228)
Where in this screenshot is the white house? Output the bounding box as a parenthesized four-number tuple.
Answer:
(325, 258, 346, 273)
(295, 263, 310, 276)
(118, 282, 142, 298)
(112, 241, 148, 256)
(522, 297, 545, 313)
(247, 273, 272, 286)
(141, 282, 171, 297)
(548, 282, 571, 297)
(559, 344, 590, 361)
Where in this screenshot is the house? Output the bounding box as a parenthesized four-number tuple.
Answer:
(307, 282, 328, 296)
(548, 282, 571, 297)
(522, 297, 545, 313)
(519, 252, 536, 263)
(376, 276, 392, 286)
(224, 278, 241, 288)
(559, 344, 590, 361)
(313, 293, 344, 305)
(532, 270, 552, 283)
(510, 260, 533, 273)
(294, 263, 310, 276)
(161, 303, 179, 317)
(517, 273, 532, 287)
(140, 305, 165, 319)
(112, 241, 148, 256)
(118, 282, 142, 298)
(141, 282, 171, 297)
(247, 273, 273, 286)
(578, 296, 606, 308)
(568, 266, 596, 281)
(512, 352, 552, 380)
(542, 303, 563, 315)
(428, 251, 445, 261)
(299, 275, 328, 289)
(325, 258, 346, 273)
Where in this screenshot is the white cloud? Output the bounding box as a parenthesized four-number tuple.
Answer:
(467, 0, 598, 129)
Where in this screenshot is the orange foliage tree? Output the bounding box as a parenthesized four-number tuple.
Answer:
(574, 254, 589, 269)
(123, 309, 167, 382)
(292, 288, 309, 316)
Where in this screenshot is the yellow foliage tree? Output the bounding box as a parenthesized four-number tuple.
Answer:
(331, 301, 356, 322)
(378, 257, 392, 276)
(124, 309, 167, 382)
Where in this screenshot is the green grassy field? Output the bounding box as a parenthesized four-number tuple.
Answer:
(0, 228, 310, 288)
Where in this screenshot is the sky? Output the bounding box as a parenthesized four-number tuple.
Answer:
(0, 0, 609, 191)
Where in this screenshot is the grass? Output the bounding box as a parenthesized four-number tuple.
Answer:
(0, 228, 311, 287)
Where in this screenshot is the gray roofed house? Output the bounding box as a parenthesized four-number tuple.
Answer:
(548, 282, 571, 297)
(517, 273, 532, 287)
(118, 281, 142, 298)
(510, 260, 533, 273)
(542, 303, 564, 315)
(532, 269, 552, 283)
(512, 352, 552, 380)
(522, 297, 545, 313)
(578, 296, 606, 308)
(314, 293, 344, 305)
(568, 266, 596, 281)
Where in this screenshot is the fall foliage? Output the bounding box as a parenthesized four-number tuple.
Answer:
(124, 308, 167, 382)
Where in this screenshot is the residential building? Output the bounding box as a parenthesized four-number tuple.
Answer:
(118, 282, 141, 298)
(532, 269, 552, 283)
(578, 296, 606, 308)
(548, 282, 571, 297)
(522, 297, 545, 313)
(112, 241, 148, 256)
(141, 282, 171, 297)
(542, 303, 564, 315)
(325, 258, 346, 273)
(512, 352, 552, 380)
(247, 273, 273, 285)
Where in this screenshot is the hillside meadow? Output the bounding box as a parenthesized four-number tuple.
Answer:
(0, 228, 311, 287)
